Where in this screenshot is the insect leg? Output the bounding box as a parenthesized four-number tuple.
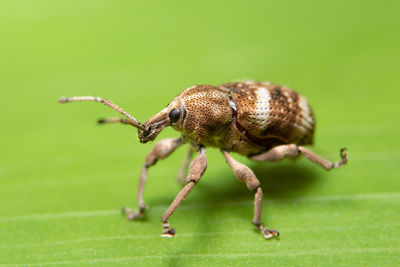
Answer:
(250, 144, 348, 170)
(161, 146, 207, 237)
(221, 149, 279, 239)
(298, 146, 348, 170)
(176, 146, 194, 185)
(122, 137, 183, 220)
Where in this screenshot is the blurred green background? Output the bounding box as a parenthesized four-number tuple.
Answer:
(0, 0, 399, 266)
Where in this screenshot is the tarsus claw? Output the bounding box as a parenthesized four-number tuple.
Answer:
(161, 228, 176, 237)
(339, 147, 348, 164)
(121, 207, 143, 221)
(261, 228, 279, 239)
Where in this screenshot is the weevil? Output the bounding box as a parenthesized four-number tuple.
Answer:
(59, 81, 347, 239)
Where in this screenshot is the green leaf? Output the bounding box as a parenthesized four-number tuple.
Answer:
(1, 0, 399, 266)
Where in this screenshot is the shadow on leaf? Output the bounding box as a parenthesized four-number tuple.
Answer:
(160, 161, 320, 267)
(196, 161, 319, 202)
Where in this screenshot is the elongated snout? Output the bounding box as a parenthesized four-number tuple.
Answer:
(138, 108, 171, 143)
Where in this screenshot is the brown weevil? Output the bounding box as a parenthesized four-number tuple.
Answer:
(59, 81, 347, 239)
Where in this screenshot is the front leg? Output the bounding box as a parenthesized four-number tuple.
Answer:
(161, 146, 207, 237)
(122, 137, 183, 220)
(176, 146, 194, 185)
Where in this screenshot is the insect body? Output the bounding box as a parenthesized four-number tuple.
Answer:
(59, 81, 347, 239)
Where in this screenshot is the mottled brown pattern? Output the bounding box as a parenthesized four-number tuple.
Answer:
(176, 85, 233, 145)
(165, 82, 315, 156)
(267, 85, 303, 142)
(220, 82, 315, 152)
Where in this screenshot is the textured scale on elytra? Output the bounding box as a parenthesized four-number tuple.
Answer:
(221, 82, 315, 146)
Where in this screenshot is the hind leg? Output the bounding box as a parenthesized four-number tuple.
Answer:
(250, 144, 348, 170)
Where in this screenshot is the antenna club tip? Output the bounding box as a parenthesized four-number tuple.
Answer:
(59, 97, 69, 103)
(98, 118, 106, 124)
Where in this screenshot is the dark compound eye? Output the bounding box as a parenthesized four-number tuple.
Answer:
(169, 109, 180, 123)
